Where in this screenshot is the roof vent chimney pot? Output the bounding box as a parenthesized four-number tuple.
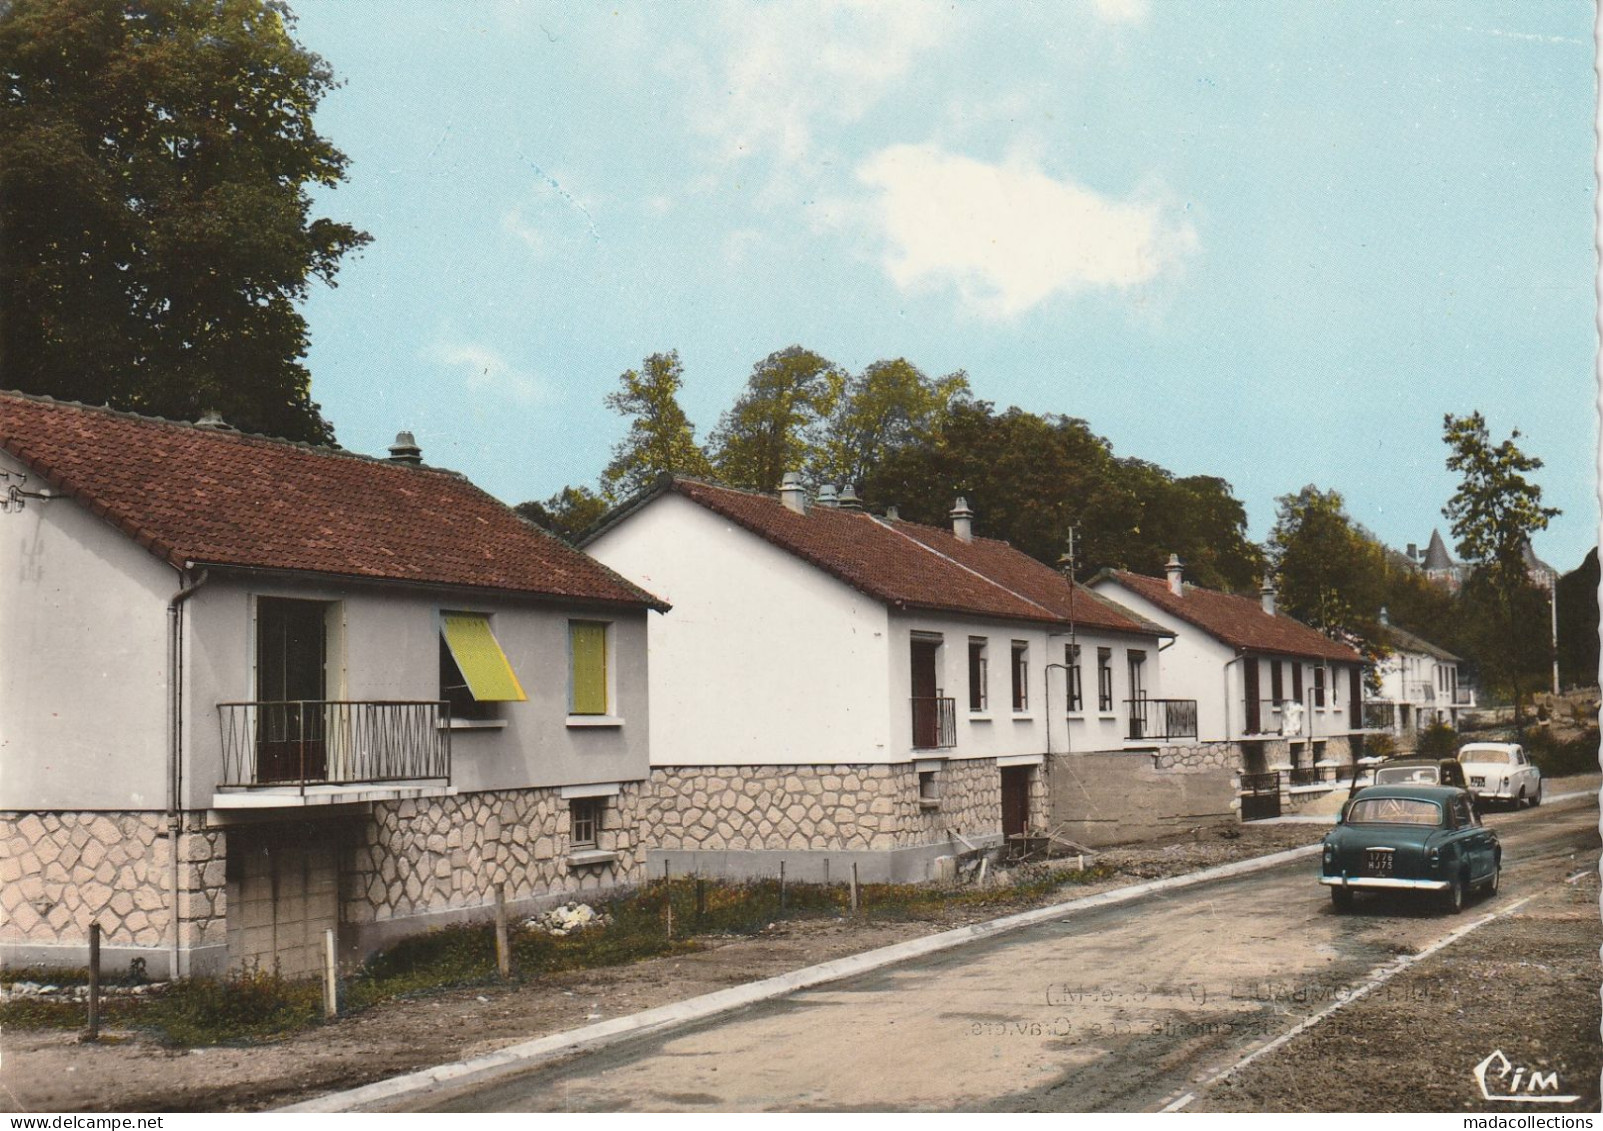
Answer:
(194, 409, 235, 431)
(838, 484, 863, 511)
(817, 483, 839, 508)
(778, 471, 808, 514)
(388, 430, 423, 465)
(885, 504, 900, 521)
(950, 496, 974, 542)
(1379, 605, 1390, 627)
(1165, 553, 1184, 596)
(1260, 573, 1277, 616)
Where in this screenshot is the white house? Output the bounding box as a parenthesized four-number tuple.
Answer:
(0, 392, 665, 978)
(585, 476, 1180, 879)
(1366, 608, 1473, 737)
(1090, 558, 1366, 814)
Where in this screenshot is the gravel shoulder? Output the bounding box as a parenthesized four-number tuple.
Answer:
(1, 823, 1328, 1114)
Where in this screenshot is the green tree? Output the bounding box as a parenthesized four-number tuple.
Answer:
(1267, 486, 1388, 635)
(1441, 412, 1560, 715)
(812, 358, 970, 489)
(1, 0, 369, 443)
(709, 346, 844, 491)
(514, 486, 609, 543)
(599, 351, 713, 500)
(1556, 548, 1598, 690)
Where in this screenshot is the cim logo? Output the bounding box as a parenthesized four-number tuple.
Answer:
(1474, 1050, 1580, 1104)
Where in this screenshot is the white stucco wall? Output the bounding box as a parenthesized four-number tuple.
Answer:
(587, 494, 895, 766)
(0, 452, 175, 810)
(181, 578, 651, 806)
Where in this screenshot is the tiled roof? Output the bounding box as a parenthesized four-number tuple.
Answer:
(1421, 529, 1456, 572)
(1380, 625, 1460, 663)
(0, 392, 666, 609)
(1099, 569, 1361, 663)
(621, 478, 1162, 634)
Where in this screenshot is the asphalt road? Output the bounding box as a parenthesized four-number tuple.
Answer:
(406, 796, 1598, 1113)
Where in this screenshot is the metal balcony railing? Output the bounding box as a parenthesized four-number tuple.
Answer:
(911, 696, 957, 750)
(1288, 764, 1322, 787)
(1404, 680, 1434, 702)
(1452, 688, 1475, 705)
(1362, 702, 1398, 731)
(1245, 699, 1307, 736)
(218, 701, 452, 789)
(1125, 698, 1199, 741)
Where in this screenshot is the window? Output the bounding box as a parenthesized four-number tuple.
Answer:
(1127, 650, 1147, 702)
(1065, 644, 1084, 712)
(1270, 660, 1284, 706)
(1291, 662, 1303, 704)
(918, 769, 940, 807)
(440, 612, 527, 721)
(1010, 641, 1029, 712)
(569, 797, 603, 849)
(968, 638, 988, 712)
(1313, 665, 1326, 708)
(1097, 648, 1114, 712)
(569, 621, 610, 715)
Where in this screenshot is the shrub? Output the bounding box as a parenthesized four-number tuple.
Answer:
(1417, 723, 1459, 759)
(1521, 726, 1600, 778)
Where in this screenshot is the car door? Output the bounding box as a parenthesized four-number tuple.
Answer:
(1454, 794, 1494, 882)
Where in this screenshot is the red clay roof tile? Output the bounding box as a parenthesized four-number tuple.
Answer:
(1102, 569, 1360, 662)
(0, 392, 665, 609)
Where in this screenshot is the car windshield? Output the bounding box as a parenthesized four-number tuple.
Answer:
(1460, 748, 1511, 765)
(1375, 766, 1439, 784)
(1347, 797, 1443, 826)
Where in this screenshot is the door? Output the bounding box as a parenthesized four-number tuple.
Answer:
(1000, 766, 1031, 838)
(256, 597, 328, 782)
(1242, 658, 1261, 735)
(1239, 771, 1281, 820)
(227, 824, 341, 978)
(910, 639, 940, 749)
(1126, 650, 1148, 738)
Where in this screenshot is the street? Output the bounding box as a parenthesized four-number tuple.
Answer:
(400, 795, 1598, 1113)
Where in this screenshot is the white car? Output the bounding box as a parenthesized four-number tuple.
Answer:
(1457, 742, 1543, 809)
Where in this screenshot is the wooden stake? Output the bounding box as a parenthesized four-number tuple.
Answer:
(86, 921, 100, 1041)
(695, 877, 706, 918)
(850, 862, 859, 913)
(779, 860, 787, 910)
(494, 883, 511, 981)
(323, 928, 338, 1020)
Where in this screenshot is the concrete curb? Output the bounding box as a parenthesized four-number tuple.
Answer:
(281, 842, 1322, 1113)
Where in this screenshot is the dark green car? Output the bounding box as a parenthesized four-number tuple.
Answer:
(1320, 785, 1500, 913)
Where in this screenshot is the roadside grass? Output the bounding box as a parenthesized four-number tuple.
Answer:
(1519, 726, 1599, 778)
(0, 861, 1113, 1046)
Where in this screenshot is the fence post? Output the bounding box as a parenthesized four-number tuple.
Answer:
(323, 928, 338, 1020)
(695, 876, 705, 919)
(850, 862, 859, 913)
(779, 860, 787, 910)
(86, 921, 100, 1041)
(494, 883, 511, 981)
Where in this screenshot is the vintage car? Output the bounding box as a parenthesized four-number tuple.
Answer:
(1372, 757, 1467, 789)
(1321, 784, 1500, 913)
(1457, 742, 1543, 809)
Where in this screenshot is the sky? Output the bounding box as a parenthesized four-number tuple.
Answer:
(288, 0, 1598, 573)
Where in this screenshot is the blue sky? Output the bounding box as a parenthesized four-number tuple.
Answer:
(289, 0, 1597, 572)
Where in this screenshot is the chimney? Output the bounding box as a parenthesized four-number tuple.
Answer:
(779, 471, 808, 514)
(1165, 553, 1184, 596)
(885, 505, 900, 521)
(1260, 573, 1277, 616)
(1406, 543, 1418, 561)
(388, 430, 423, 465)
(838, 484, 863, 511)
(817, 483, 839, 508)
(1379, 605, 1390, 627)
(194, 409, 235, 431)
(950, 496, 974, 543)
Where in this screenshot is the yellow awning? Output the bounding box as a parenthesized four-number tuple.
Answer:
(440, 613, 527, 702)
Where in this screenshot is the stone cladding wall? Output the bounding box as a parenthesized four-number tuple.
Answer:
(1152, 741, 1236, 771)
(637, 758, 1035, 853)
(345, 785, 647, 926)
(0, 812, 224, 953)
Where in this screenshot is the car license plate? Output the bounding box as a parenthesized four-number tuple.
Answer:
(1471, 775, 1485, 787)
(1366, 849, 1394, 876)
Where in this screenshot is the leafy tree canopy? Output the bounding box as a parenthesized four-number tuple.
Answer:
(1267, 485, 1389, 635)
(599, 351, 713, 501)
(514, 485, 609, 543)
(709, 345, 844, 491)
(811, 358, 970, 490)
(1, 0, 369, 443)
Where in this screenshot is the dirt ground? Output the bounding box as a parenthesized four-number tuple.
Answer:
(0, 822, 1329, 1114)
(1192, 867, 1602, 1113)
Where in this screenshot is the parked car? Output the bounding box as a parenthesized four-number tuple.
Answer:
(1457, 742, 1543, 809)
(1372, 757, 1467, 789)
(1321, 785, 1500, 913)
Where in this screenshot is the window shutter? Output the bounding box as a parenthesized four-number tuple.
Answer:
(570, 622, 608, 715)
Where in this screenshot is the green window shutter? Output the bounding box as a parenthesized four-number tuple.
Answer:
(440, 613, 527, 702)
(570, 622, 608, 715)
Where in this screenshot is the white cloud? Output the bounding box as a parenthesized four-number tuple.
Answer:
(1091, 0, 1149, 25)
(500, 209, 544, 254)
(689, 0, 953, 166)
(423, 340, 548, 406)
(857, 144, 1197, 318)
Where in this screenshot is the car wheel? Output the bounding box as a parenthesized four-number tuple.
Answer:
(1443, 874, 1466, 914)
(1331, 886, 1354, 912)
(1517, 787, 1528, 810)
(1485, 864, 1500, 897)
(1531, 780, 1542, 807)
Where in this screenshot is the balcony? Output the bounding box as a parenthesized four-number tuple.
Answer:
(1362, 701, 1398, 731)
(1244, 698, 1306, 737)
(1125, 698, 1198, 742)
(217, 701, 452, 802)
(1452, 688, 1476, 706)
(1404, 680, 1434, 702)
(911, 697, 957, 750)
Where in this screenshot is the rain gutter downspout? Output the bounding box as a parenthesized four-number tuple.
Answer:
(1223, 651, 1243, 741)
(167, 567, 209, 979)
